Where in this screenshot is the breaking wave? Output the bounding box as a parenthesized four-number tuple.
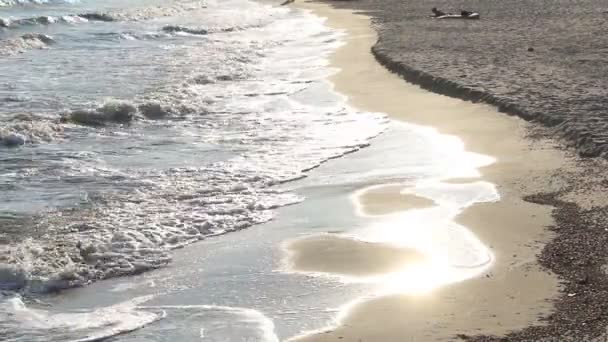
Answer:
(0, 0, 79, 7)
(0, 116, 63, 147)
(162, 25, 208, 35)
(1, 99, 202, 147)
(60, 101, 194, 127)
(76, 12, 115, 22)
(75, 1, 210, 23)
(0, 0, 209, 31)
(0, 15, 87, 28)
(61, 103, 139, 127)
(0, 33, 54, 56)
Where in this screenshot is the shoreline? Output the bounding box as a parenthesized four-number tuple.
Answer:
(285, 1, 596, 341)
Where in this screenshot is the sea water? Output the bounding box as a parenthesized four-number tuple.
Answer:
(0, 0, 386, 292)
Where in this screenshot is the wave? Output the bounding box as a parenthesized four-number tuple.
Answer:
(0, 114, 63, 147)
(76, 12, 115, 22)
(60, 101, 193, 127)
(0, 101, 195, 148)
(90, 30, 167, 42)
(75, 1, 209, 24)
(0, 0, 388, 296)
(162, 25, 207, 35)
(94, 23, 251, 43)
(0, 13, 110, 30)
(0, 32, 54, 56)
(1, 0, 209, 29)
(161, 22, 268, 37)
(0, 15, 89, 29)
(1, 12, 253, 39)
(61, 103, 138, 127)
(0, 106, 384, 292)
(0, 178, 302, 293)
(0, 0, 79, 7)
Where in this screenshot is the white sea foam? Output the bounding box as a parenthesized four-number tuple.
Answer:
(0, 0, 79, 7)
(0, 116, 63, 146)
(0, 295, 163, 342)
(0, 33, 55, 56)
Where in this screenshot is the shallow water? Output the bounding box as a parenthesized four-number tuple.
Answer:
(0, 0, 387, 292)
(1, 120, 498, 341)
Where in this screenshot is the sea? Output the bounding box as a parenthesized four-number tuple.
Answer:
(0, 0, 498, 341)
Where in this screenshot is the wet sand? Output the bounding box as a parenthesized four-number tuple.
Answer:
(287, 1, 569, 340)
(284, 234, 428, 278)
(354, 184, 435, 216)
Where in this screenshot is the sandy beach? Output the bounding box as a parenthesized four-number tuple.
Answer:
(3, 0, 608, 341)
(285, 1, 594, 340)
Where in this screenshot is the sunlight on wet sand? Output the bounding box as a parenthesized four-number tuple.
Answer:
(353, 183, 435, 217)
(283, 234, 428, 278)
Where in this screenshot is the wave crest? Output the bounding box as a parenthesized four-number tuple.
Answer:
(0, 33, 55, 56)
(77, 12, 115, 22)
(61, 102, 138, 127)
(0, 115, 63, 147)
(0, 0, 79, 7)
(60, 101, 195, 127)
(162, 25, 208, 35)
(1, 15, 89, 29)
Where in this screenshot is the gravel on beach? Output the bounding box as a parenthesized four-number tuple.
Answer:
(314, 0, 608, 340)
(326, 0, 608, 158)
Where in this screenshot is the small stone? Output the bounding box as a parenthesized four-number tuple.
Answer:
(577, 275, 589, 285)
